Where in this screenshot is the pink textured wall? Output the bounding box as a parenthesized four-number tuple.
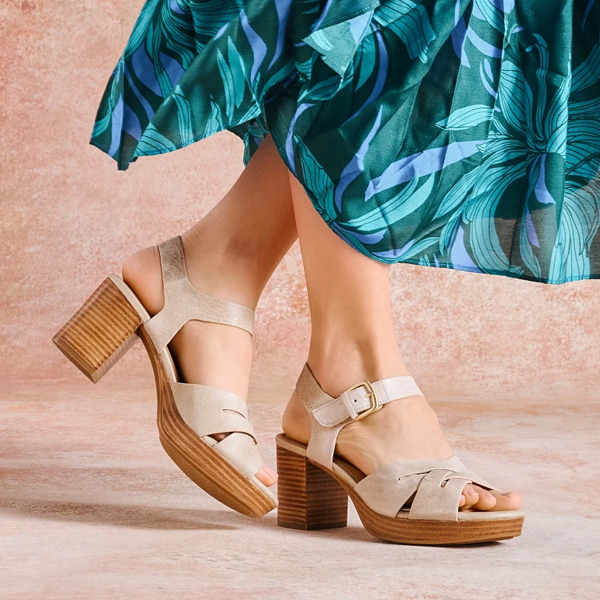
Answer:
(1, 0, 599, 398)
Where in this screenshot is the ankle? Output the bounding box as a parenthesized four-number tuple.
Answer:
(181, 228, 266, 308)
(307, 335, 410, 397)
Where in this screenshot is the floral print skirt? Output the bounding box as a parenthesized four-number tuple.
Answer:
(91, 0, 600, 284)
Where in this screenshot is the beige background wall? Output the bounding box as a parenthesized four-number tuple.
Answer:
(1, 0, 598, 398)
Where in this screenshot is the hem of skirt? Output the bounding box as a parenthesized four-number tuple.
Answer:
(89, 139, 128, 170)
(88, 107, 266, 171)
(380, 257, 598, 285)
(90, 128, 598, 286)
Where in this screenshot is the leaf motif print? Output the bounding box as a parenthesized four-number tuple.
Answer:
(549, 181, 600, 281)
(520, 202, 542, 280)
(545, 71, 571, 156)
(134, 122, 178, 156)
(294, 135, 337, 221)
(473, 0, 507, 33)
(497, 62, 533, 136)
(203, 97, 224, 138)
(373, 236, 439, 260)
(342, 175, 434, 231)
(435, 167, 483, 225)
(373, 0, 436, 62)
(436, 105, 495, 130)
(572, 38, 600, 92)
(303, 11, 374, 75)
(189, 0, 244, 47)
(464, 162, 527, 274)
(171, 84, 194, 146)
(90, 0, 600, 284)
(123, 0, 161, 58)
(239, 8, 267, 85)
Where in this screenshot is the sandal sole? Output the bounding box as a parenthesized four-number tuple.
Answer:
(276, 434, 524, 545)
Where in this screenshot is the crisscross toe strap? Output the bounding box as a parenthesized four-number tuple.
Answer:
(213, 430, 267, 479)
(144, 236, 255, 353)
(354, 457, 501, 522)
(169, 381, 254, 438)
(169, 381, 265, 480)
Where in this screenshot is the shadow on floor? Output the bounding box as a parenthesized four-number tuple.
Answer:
(0, 485, 508, 546)
(0, 497, 249, 531)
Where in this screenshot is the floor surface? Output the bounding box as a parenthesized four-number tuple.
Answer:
(1, 367, 599, 599)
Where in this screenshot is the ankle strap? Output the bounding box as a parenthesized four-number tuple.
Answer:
(312, 375, 423, 427)
(144, 236, 255, 353)
(296, 363, 424, 470)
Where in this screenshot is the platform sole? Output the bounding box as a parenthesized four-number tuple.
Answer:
(276, 434, 524, 545)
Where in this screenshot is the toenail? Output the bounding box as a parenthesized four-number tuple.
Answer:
(263, 465, 277, 478)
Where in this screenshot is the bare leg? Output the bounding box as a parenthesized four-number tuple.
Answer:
(282, 172, 522, 512)
(122, 134, 297, 487)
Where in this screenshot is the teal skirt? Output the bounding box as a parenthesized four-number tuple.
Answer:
(91, 0, 600, 284)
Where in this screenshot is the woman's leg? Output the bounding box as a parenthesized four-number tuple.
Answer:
(282, 172, 522, 512)
(122, 133, 297, 487)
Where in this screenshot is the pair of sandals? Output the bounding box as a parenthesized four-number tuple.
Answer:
(53, 235, 525, 545)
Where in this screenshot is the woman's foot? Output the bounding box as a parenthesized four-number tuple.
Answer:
(122, 233, 277, 488)
(282, 352, 522, 512)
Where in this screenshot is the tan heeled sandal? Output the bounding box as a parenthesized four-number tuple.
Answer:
(52, 235, 277, 517)
(276, 363, 525, 545)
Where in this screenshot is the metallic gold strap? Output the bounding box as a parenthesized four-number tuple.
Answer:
(143, 236, 254, 353)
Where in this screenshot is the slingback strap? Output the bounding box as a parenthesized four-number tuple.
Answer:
(144, 236, 255, 353)
(295, 363, 424, 471)
(353, 457, 500, 521)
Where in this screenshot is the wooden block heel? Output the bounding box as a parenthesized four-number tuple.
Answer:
(52, 276, 143, 383)
(276, 442, 348, 530)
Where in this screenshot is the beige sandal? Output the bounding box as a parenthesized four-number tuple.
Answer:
(52, 235, 277, 517)
(276, 363, 525, 544)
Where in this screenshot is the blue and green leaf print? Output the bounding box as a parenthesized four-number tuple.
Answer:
(91, 0, 600, 284)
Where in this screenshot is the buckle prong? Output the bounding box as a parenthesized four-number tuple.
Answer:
(343, 380, 380, 421)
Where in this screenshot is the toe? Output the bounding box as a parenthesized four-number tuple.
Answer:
(460, 484, 479, 509)
(212, 433, 277, 487)
(471, 485, 497, 510)
(256, 464, 278, 487)
(487, 490, 522, 511)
